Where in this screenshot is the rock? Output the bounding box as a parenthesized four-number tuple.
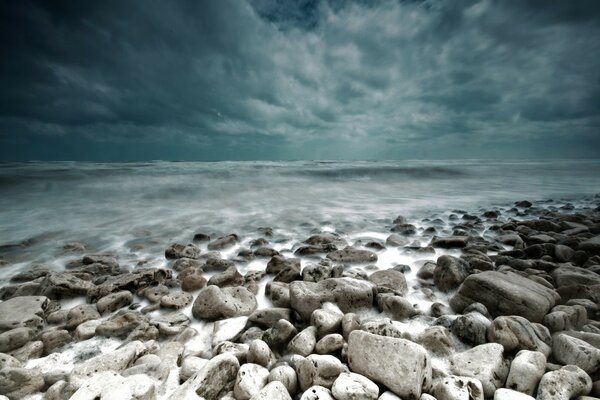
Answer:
(247, 339, 274, 368)
(505, 350, 546, 396)
(66, 304, 101, 330)
(342, 313, 361, 339)
(160, 291, 193, 309)
(268, 365, 298, 396)
(87, 269, 171, 302)
(0, 367, 44, 399)
(249, 308, 292, 328)
(433, 255, 470, 292)
(487, 316, 552, 357)
(263, 319, 297, 350)
(40, 329, 71, 354)
(450, 343, 509, 398)
(431, 236, 469, 249)
(180, 356, 209, 382)
(297, 354, 344, 391)
(0, 354, 20, 370)
(70, 340, 146, 388)
(39, 272, 95, 299)
(74, 320, 101, 341)
(543, 304, 587, 332)
(300, 386, 334, 400)
(266, 256, 301, 274)
(315, 334, 344, 354)
(250, 381, 292, 400)
(69, 371, 155, 400)
(288, 326, 318, 357)
(7, 340, 43, 362)
(94, 311, 149, 339)
(0, 296, 49, 334)
(348, 330, 431, 399)
(536, 365, 592, 400)
(142, 284, 170, 303)
(0, 328, 32, 353)
(331, 372, 379, 400)
(208, 266, 244, 288)
(451, 311, 490, 345)
(213, 317, 248, 346)
(192, 285, 257, 320)
(579, 235, 600, 254)
(193, 232, 210, 242)
(234, 363, 270, 400)
(171, 257, 204, 272)
(290, 278, 374, 321)
(418, 326, 456, 356)
(170, 353, 239, 399)
(326, 247, 377, 264)
(165, 243, 200, 259)
(207, 234, 238, 250)
(378, 294, 418, 320)
(450, 271, 558, 322)
(552, 332, 600, 373)
(431, 375, 484, 400)
(368, 269, 408, 296)
(494, 388, 535, 400)
(96, 291, 133, 314)
(551, 265, 600, 287)
(311, 308, 343, 337)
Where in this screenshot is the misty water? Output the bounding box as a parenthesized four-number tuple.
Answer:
(1, 159, 600, 278)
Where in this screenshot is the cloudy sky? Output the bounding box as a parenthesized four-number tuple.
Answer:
(1, 0, 599, 160)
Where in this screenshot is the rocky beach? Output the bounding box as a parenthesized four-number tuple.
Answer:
(0, 161, 600, 400)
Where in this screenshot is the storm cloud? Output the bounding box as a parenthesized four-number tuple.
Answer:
(1, 0, 599, 160)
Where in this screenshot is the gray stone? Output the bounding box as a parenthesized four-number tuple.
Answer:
(288, 326, 317, 357)
(326, 246, 378, 264)
(0, 328, 32, 353)
(300, 386, 334, 400)
(96, 291, 133, 314)
(40, 329, 71, 354)
(494, 388, 535, 400)
(234, 363, 269, 400)
(165, 243, 200, 259)
(250, 381, 292, 400)
(0, 367, 44, 399)
(348, 330, 431, 399)
(311, 308, 343, 337)
(297, 354, 344, 391)
(249, 308, 292, 328)
(315, 334, 344, 354)
(213, 316, 248, 346)
(207, 266, 244, 288)
(450, 271, 559, 322)
(192, 285, 257, 320)
(552, 332, 600, 374)
(434, 255, 470, 291)
(0, 296, 49, 334)
(536, 365, 592, 400)
(247, 339, 274, 368)
(180, 356, 209, 382)
(160, 291, 193, 309)
(40, 272, 95, 299)
(69, 371, 155, 400)
(579, 235, 600, 254)
(332, 372, 379, 400)
(0, 353, 20, 370)
(207, 234, 238, 250)
(487, 315, 552, 357)
(449, 343, 509, 398)
(505, 350, 546, 396)
(263, 319, 297, 350)
(66, 304, 100, 330)
(431, 375, 484, 400)
(169, 353, 239, 400)
(451, 311, 490, 345)
(87, 269, 171, 302)
(268, 365, 298, 397)
(369, 269, 408, 296)
(179, 267, 207, 291)
(543, 304, 587, 332)
(431, 236, 469, 249)
(378, 295, 418, 320)
(551, 265, 600, 287)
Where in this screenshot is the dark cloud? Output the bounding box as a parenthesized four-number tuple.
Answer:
(0, 0, 599, 160)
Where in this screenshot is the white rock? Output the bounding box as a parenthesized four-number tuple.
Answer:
(249, 381, 292, 400)
(180, 356, 209, 382)
(332, 372, 379, 400)
(536, 365, 592, 400)
(449, 343, 509, 398)
(212, 316, 248, 346)
(168, 353, 239, 399)
(300, 385, 335, 400)
(378, 392, 403, 400)
(288, 326, 318, 356)
(431, 375, 484, 400)
(297, 354, 343, 390)
(505, 350, 546, 396)
(268, 365, 298, 396)
(234, 363, 270, 400)
(552, 332, 600, 374)
(247, 339, 274, 368)
(69, 371, 155, 400)
(494, 388, 535, 400)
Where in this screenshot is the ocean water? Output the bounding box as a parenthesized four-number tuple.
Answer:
(1, 160, 599, 271)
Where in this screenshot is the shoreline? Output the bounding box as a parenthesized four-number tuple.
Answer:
(0, 195, 599, 399)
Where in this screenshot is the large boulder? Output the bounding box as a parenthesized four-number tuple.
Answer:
(450, 271, 559, 322)
(0, 296, 49, 334)
(579, 235, 600, 254)
(289, 278, 374, 321)
(368, 270, 407, 296)
(551, 265, 600, 287)
(433, 255, 470, 292)
(552, 332, 600, 374)
(487, 316, 552, 357)
(192, 285, 257, 320)
(347, 330, 431, 400)
(449, 343, 509, 398)
(536, 365, 592, 400)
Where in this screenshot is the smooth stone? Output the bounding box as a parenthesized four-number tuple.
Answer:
(450, 311, 490, 345)
(450, 271, 559, 322)
(315, 334, 344, 354)
(311, 308, 343, 337)
(505, 350, 546, 396)
(0, 328, 32, 353)
(169, 353, 240, 399)
(0, 353, 20, 370)
(250, 381, 292, 400)
(433, 255, 470, 292)
(66, 304, 101, 330)
(192, 285, 257, 321)
(249, 308, 293, 328)
(418, 326, 456, 356)
(234, 363, 269, 400)
(160, 291, 193, 309)
(449, 343, 509, 398)
(300, 385, 334, 400)
(551, 265, 600, 287)
(0, 367, 44, 399)
(552, 332, 600, 374)
(536, 365, 592, 400)
(543, 304, 587, 332)
(179, 267, 207, 292)
(348, 330, 432, 399)
(0, 296, 49, 334)
(40, 329, 71, 354)
(332, 372, 379, 400)
(207, 266, 244, 288)
(326, 246, 378, 264)
(378, 295, 418, 320)
(431, 375, 484, 400)
(288, 326, 317, 357)
(262, 319, 297, 350)
(297, 354, 344, 391)
(431, 236, 469, 249)
(7, 340, 43, 362)
(368, 269, 408, 296)
(494, 388, 535, 400)
(96, 291, 133, 314)
(247, 339, 274, 368)
(268, 365, 298, 396)
(40, 272, 95, 299)
(207, 234, 238, 250)
(180, 356, 209, 382)
(487, 315, 552, 357)
(213, 316, 248, 346)
(579, 235, 600, 254)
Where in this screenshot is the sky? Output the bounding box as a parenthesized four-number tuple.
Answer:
(0, 0, 599, 161)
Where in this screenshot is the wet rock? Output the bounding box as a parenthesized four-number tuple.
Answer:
(289, 278, 374, 321)
(554, 245, 575, 262)
(300, 385, 334, 400)
(416, 261, 437, 280)
(66, 304, 100, 330)
(552, 332, 600, 374)
(74, 320, 101, 341)
(87, 269, 171, 302)
(170, 353, 239, 399)
(266, 256, 300, 274)
(268, 365, 298, 396)
(142, 284, 170, 303)
(160, 291, 193, 309)
(536, 365, 592, 400)
(234, 363, 269, 400)
(7, 340, 43, 362)
(165, 243, 200, 259)
(0, 328, 32, 353)
(288, 326, 318, 357)
(69, 371, 155, 400)
(40, 272, 94, 299)
(368, 269, 408, 296)
(207, 234, 238, 250)
(311, 308, 343, 337)
(249, 308, 292, 328)
(348, 330, 431, 399)
(487, 316, 552, 357)
(331, 372, 379, 400)
(263, 319, 297, 350)
(451, 311, 490, 345)
(449, 343, 509, 398)
(0, 367, 44, 399)
(450, 271, 559, 322)
(192, 285, 257, 320)
(434, 255, 470, 292)
(254, 247, 280, 258)
(0, 354, 20, 370)
(213, 317, 248, 346)
(431, 375, 484, 400)
(193, 232, 210, 242)
(40, 329, 71, 354)
(247, 339, 274, 368)
(268, 282, 291, 308)
(180, 356, 209, 382)
(203, 256, 235, 272)
(431, 236, 469, 249)
(386, 234, 408, 247)
(95, 311, 149, 339)
(378, 294, 418, 320)
(171, 257, 203, 272)
(505, 350, 546, 396)
(96, 290, 133, 314)
(0, 296, 48, 334)
(551, 265, 600, 287)
(326, 246, 377, 264)
(301, 262, 342, 282)
(543, 304, 587, 332)
(418, 326, 456, 356)
(178, 267, 207, 291)
(297, 354, 344, 391)
(208, 266, 244, 288)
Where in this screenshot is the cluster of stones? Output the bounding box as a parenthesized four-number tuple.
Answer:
(0, 197, 599, 399)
